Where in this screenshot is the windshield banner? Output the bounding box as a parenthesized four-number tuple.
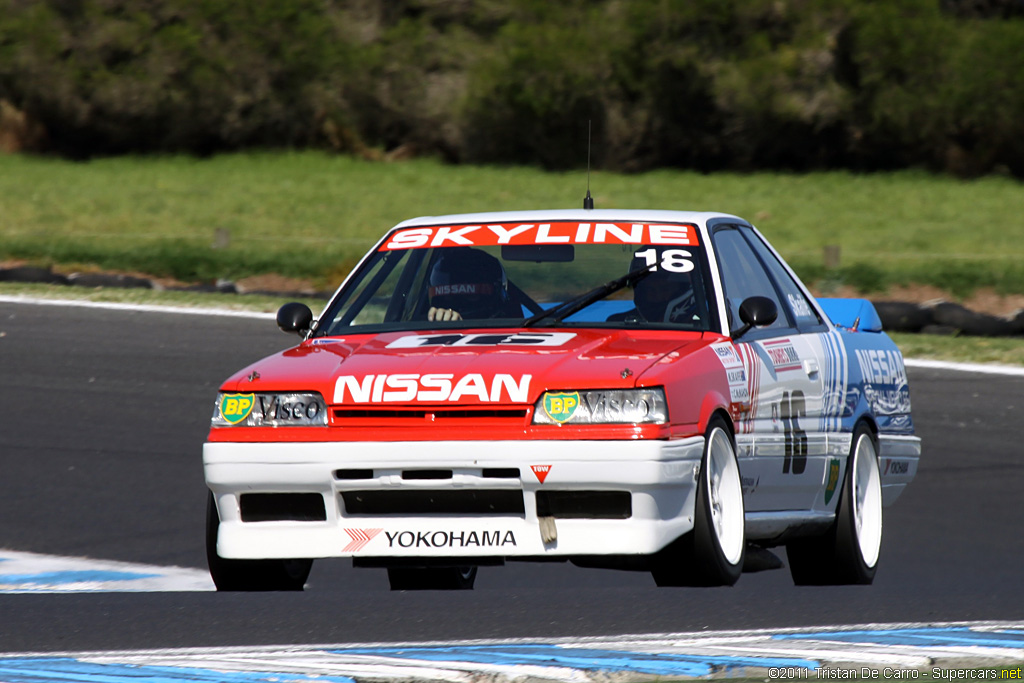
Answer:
(381, 222, 699, 250)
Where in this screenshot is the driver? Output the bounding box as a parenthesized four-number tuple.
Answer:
(609, 248, 699, 324)
(427, 248, 519, 321)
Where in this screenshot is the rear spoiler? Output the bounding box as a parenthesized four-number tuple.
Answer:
(817, 298, 883, 333)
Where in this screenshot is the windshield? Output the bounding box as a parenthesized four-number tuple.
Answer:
(314, 220, 719, 336)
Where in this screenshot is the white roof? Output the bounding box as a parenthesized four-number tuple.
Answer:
(392, 208, 748, 230)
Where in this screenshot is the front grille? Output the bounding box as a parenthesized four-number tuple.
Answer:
(482, 468, 520, 479)
(341, 490, 525, 516)
(239, 493, 327, 522)
(402, 469, 453, 480)
(535, 491, 632, 519)
(335, 468, 374, 480)
(332, 407, 528, 422)
(333, 468, 520, 481)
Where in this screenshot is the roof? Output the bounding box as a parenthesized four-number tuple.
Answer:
(391, 208, 748, 230)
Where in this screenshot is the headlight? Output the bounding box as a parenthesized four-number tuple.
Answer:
(532, 388, 668, 425)
(211, 392, 328, 427)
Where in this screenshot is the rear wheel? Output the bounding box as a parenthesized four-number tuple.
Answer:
(387, 566, 478, 590)
(206, 492, 313, 591)
(787, 424, 882, 585)
(652, 416, 745, 587)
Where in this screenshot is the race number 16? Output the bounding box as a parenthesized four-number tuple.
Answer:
(780, 390, 808, 475)
(633, 248, 694, 273)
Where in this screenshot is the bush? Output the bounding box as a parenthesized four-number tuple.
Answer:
(4, 0, 1024, 177)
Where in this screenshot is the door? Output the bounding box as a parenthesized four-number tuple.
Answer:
(710, 225, 836, 514)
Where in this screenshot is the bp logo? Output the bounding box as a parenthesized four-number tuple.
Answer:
(220, 393, 255, 425)
(824, 457, 841, 504)
(543, 391, 580, 424)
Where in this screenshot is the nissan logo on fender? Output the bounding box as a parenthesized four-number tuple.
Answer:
(334, 373, 531, 404)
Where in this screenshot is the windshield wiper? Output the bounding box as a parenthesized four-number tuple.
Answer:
(522, 265, 655, 327)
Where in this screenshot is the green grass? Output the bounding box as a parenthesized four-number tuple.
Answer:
(3, 152, 1024, 296)
(889, 332, 1024, 366)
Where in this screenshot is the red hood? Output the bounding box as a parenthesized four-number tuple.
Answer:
(222, 328, 711, 405)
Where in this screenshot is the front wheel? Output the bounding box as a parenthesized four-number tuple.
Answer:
(206, 492, 313, 591)
(787, 424, 882, 585)
(652, 417, 745, 587)
(387, 566, 478, 590)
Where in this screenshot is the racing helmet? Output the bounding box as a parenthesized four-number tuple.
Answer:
(629, 247, 697, 323)
(428, 248, 513, 319)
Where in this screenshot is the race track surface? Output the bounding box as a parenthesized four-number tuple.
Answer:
(0, 300, 1021, 652)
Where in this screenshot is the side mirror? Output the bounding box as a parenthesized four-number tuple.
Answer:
(732, 296, 778, 338)
(277, 302, 313, 336)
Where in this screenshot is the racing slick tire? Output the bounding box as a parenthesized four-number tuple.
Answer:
(652, 416, 746, 587)
(205, 492, 313, 591)
(787, 423, 882, 585)
(387, 566, 478, 591)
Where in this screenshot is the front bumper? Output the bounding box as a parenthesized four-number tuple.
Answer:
(203, 438, 705, 560)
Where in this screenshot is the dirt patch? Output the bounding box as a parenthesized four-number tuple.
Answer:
(812, 284, 1024, 318)
(233, 274, 321, 294)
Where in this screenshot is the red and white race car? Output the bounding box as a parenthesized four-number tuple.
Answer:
(204, 209, 921, 590)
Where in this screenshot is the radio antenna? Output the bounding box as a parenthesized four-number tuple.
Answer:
(583, 120, 594, 210)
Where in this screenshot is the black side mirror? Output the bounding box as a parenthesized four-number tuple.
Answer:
(732, 296, 778, 338)
(277, 302, 313, 336)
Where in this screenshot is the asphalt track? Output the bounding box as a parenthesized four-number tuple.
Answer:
(0, 299, 1022, 652)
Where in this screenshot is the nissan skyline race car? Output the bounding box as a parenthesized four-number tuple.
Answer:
(203, 208, 921, 591)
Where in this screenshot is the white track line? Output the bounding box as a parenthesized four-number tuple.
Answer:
(0, 549, 214, 593)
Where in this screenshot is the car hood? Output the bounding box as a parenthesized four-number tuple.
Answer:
(221, 328, 712, 405)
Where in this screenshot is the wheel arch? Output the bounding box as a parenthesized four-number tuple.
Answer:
(697, 392, 734, 436)
(851, 413, 879, 440)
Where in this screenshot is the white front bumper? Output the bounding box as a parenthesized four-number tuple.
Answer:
(203, 438, 705, 560)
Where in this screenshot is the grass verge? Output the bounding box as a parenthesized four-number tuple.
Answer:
(3, 153, 1024, 297)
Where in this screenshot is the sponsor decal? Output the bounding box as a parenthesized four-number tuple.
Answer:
(255, 395, 324, 422)
(884, 459, 910, 475)
(854, 348, 912, 414)
(384, 530, 517, 549)
(762, 340, 802, 372)
(542, 391, 580, 424)
(219, 393, 255, 424)
(711, 342, 751, 404)
(381, 222, 699, 251)
(855, 348, 908, 386)
(531, 465, 552, 484)
(787, 293, 813, 319)
(386, 332, 576, 349)
(824, 458, 841, 504)
(429, 283, 493, 297)
(343, 528, 382, 552)
(334, 373, 531, 404)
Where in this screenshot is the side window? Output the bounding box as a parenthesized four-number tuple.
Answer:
(711, 227, 791, 334)
(741, 227, 825, 332)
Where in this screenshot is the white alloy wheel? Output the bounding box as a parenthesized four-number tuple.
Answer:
(851, 432, 883, 568)
(651, 417, 745, 587)
(706, 427, 745, 566)
(787, 423, 883, 585)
